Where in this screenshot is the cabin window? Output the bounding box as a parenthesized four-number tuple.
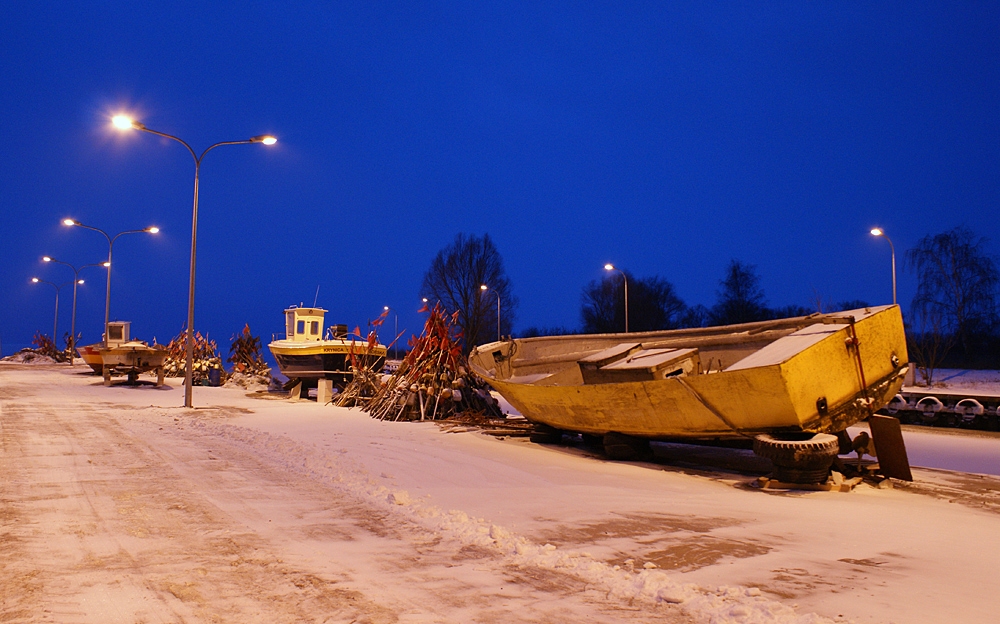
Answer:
(108, 326, 123, 340)
(310, 321, 319, 335)
(297, 320, 305, 335)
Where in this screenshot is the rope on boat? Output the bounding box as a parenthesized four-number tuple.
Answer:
(846, 318, 876, 419)
(675, 376, 753, 439)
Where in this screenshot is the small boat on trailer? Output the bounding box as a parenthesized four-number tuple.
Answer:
(469, 305, 911, 481)
(78, 321, 167, 386)
(268, 306, 388, 401)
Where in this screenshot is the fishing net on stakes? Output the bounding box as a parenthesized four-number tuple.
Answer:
(337, 302, 505, 423)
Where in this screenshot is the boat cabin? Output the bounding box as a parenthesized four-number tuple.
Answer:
(106, 321, 131, 347)
(284, 307, 327, 342)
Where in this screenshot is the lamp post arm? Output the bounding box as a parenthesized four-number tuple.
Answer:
(134, 126, 199, 164)
(73, 223, 111, 246)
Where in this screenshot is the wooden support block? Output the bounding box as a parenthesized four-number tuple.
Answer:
(289, 381, 303, 402)
(102, 367, 112, 387)
(869, 414, 913, 481)
(155, 367, 165, 387)
(317, 379, 334, 404)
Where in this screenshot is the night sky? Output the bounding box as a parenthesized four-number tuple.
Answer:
(2, 2, 998, 356)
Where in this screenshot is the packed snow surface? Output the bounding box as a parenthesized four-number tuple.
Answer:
(2, 363, 999, 623)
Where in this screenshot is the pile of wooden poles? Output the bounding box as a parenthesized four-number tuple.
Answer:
(336, 302, 505, 422)
(162, 328, 224, 382)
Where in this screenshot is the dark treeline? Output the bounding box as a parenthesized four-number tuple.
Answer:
(423, 229, 1000, 371)
(521, 228, 1000, 372)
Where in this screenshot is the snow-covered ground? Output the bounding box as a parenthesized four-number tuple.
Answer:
(2, 363, 999, 623)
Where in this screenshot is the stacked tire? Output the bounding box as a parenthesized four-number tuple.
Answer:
(753, 433, 840, 484)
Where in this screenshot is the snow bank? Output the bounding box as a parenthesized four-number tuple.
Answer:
(188, 416, 835, 624)
(0, 350, 58, 364)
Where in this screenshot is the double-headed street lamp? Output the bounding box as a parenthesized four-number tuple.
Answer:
(31, 277, 79, 346)
(62, 219, 158, 345)
(112, 114, 276, 408)
(604, 263, 629, 333)
(479, 285, 501, 343)
(42, 256, 107, 362)
(870, 228, 897, 305)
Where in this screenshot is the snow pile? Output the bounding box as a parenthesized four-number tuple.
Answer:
(1, 349, 58, 364)
(189, 416, 836, 624)
(224, 371, 271, 391)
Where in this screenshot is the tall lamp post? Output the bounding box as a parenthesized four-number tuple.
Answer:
(604, 264, 629, 333)
(870, 228, 897, 305)
(62, 219, 158, 345)
(479, 285, 501, 343)
(42, 257, 106, 363)
(112, 114, 276, 408)
(383, 306, 398, 359)
(31, 277, 78, 346)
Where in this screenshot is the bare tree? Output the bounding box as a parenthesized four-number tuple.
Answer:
(907, 227, 999, 356)
(708, 260, 770, 325)
(907, 306, 955, 387)
(581, 273, 686, 333)
(420, 233, 517, 352)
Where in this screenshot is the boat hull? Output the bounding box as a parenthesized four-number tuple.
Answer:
(269, 340, 387, 385)
(469, 306, 908, 439)
(77, 343, 104, 374)
(99, 343, 167, 373)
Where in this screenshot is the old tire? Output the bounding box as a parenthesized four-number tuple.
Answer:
(603, 432, 652, 461)
(753, 433, 839, 484)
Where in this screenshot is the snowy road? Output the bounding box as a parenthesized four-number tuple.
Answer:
(3, 363, 1000, 623)
(1, 369, 679, 623)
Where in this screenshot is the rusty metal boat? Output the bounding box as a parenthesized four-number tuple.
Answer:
(469, 305, 908, 440)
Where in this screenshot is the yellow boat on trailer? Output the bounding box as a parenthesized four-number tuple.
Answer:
(269, 306, 387, 402)
(469, 305, 909, 478)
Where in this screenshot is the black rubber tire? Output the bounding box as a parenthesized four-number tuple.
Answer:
(603, 432, 652, 461)
(753, 433, 839, 484)
(753, 433, 839, 463)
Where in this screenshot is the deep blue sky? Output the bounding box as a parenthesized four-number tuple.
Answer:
(2, 2, 998, 355)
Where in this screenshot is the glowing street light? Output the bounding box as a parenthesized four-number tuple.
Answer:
(870, 228, 897, 305)
(479, 284, 501, 343)
(113, 114, 276, 408)
(31, 277, 79, 347)
(62, 219, 158, 346)
(42, 256, 107, 363)
(604, 264, 629, 333)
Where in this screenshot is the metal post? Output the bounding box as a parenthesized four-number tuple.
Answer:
(871, 229, 897, 306)
(185, 162, 201, 407)
(623, 274, 629, 333)
(118, 117, 275, 408)
(52, 288, 59, 341)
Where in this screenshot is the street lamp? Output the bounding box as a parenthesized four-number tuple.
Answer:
(113, 114, 276, 408)
(604, 264, 629, 333)
(383, 306, 399, 359)
(479, 284, 501, 343)
(42, 256, 106, 363)
(870, 228, 897, 305)
(31, 277, 79, 347)
(62, 219, 158, 346)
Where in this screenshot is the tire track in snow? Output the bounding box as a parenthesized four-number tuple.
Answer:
(184, 414, 840, 624)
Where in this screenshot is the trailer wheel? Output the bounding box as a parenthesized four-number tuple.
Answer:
(753, 433, 839, 484)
